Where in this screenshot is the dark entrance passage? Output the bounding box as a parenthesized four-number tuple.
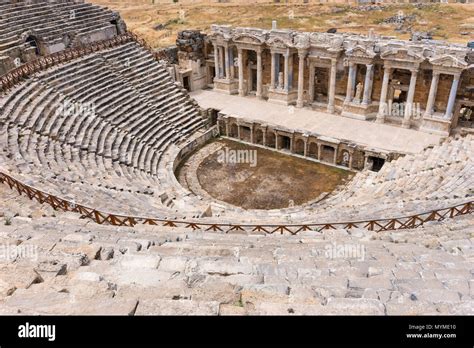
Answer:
(369, 156, 385, 172)
(183, 76, 190, 91)
(280, 135, 291, 150)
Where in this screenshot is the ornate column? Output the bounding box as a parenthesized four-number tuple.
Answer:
(308, 63, 315, 104)
(256, 48, 263, 99)
(288, 53, 293, 91)
(262, 128, 267, 147)
(229, 47, 235, 79)
(402, 69, 418, 128)
(225, 120, 229, 136)
(424, 71, 440, 117)
(213, 44, 219, 80)
(444, 73, 460, 119)
(376, 66, 391, 123)
(303, 138, 308, 157)
(284, 51, 290, 92)
(238, 48, 244, 97)
(361, 64, 374, 105)
(327, 58, 337, 113)
(270, 52, 277, 89)
(218, 46, 224, 79)
(317, 143, 321, 161)
(224, 45, 230, 80)
(344, 62, 356, 104)
(296, 50, 307, 108)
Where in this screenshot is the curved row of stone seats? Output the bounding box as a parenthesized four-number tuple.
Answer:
(0, 184, 472, 315)
(304, 135, 474, 222)
(0, 42, 206, 217)
(0, 0, 119, 52)
(0, 0, 123, 75)
(167, 134, 474, 226)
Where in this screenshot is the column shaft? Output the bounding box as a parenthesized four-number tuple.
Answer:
(424, 71, 440, 117)
(224, 45, 230, 80)
(256, 49, 263, 98)
(376, 66, 391, 123)
(270, 52, 277, 89)
(308, 64, 315, 103)
(444, 74, 460, 119)
(327, 59, 337, 113)
(345, 63, 357, 103)
(229, 47, 235, 79)
(362, 64, 374, 105)
(213, 44, 219, 80)
(218, 46, 224, 78)
(288, 53, 293, 90)
(402, 69, 418, 128)
(238, 48, 244, 97)
(284, 52, 290, 92)
(296, 51, 306, 107)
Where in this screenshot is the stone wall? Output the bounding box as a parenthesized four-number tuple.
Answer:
(176, 30, 206, 61)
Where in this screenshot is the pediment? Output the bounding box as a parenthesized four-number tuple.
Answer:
(294, 33, 310, 49)
(209, 32, 230, 41)
(429, 54, 468, 69)
(266, 36, 293, 49)
(233, 34, 265, 45)
(346, 45, 376, 59)
(381, 48, 424, 63)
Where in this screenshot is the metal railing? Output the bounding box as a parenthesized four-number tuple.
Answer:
(0, 31, 472, 234)
(0, 31, 159, 92)
(1, 172, 472, 234)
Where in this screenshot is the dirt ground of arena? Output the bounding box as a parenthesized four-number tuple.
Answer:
(191, 138, 353, 210)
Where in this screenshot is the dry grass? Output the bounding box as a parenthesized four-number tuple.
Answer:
(91, 1, 474, 48)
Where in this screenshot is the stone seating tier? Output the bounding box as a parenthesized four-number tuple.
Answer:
(0, 184, 472, 315)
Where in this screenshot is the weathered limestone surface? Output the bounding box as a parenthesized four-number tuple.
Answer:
(0, 186, 472, 315)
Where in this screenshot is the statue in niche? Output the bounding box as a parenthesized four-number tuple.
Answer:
(366, 158, 374, 171)
(354, 82, 363, 103)
(342, 151, 350, 166)
(278, 71, 284, 90)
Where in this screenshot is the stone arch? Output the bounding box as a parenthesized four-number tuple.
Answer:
(229, 123, 238, 138)
(218, 120, 226, 135)
(294, 138, 305, 155)
(321, 145, 335, 164)
(340, 150, 350, 167)
(240, 125, 251, 142)
(25, 35, 41, 55)
(266, 130, 276, 148)
(308, 142, 318, 158)
(255, 128, 264, 145)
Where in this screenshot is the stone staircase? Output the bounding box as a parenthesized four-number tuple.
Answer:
(0, 185, 472, 315)
(0, 41, 207, 218)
